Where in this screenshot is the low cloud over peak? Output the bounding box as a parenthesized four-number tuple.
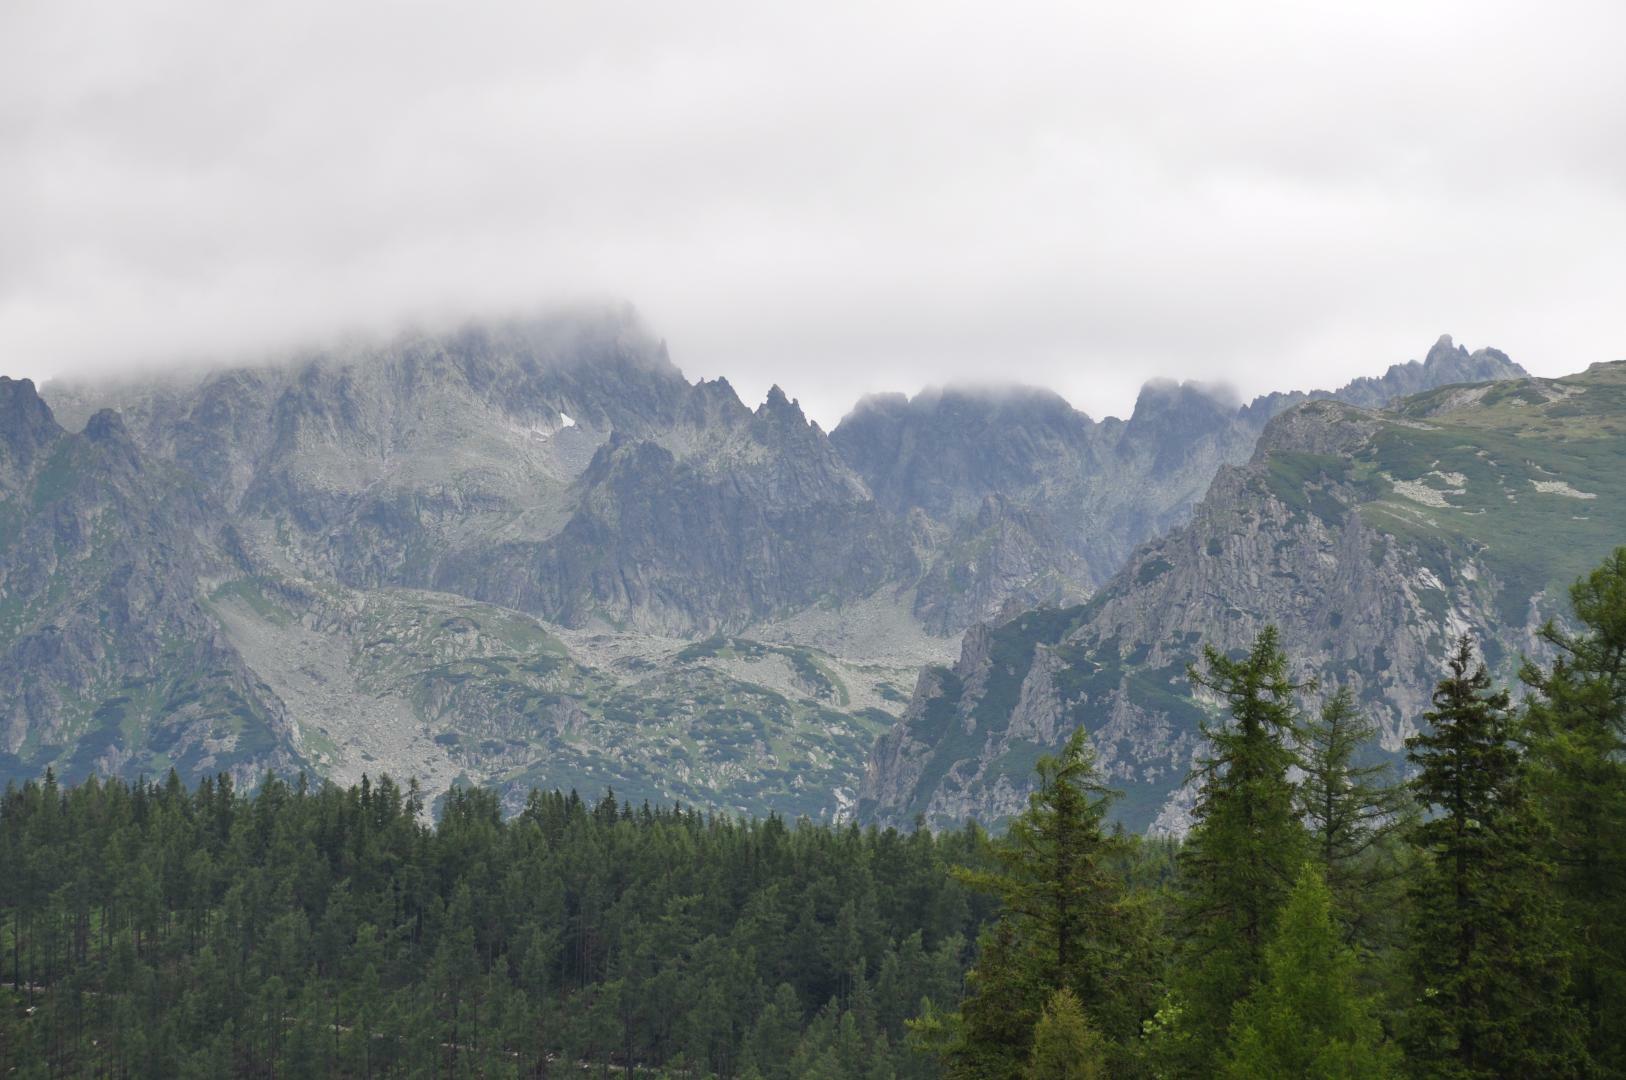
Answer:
(3, 0, 1622, 427)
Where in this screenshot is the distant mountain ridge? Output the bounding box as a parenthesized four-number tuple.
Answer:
(1, 311, 1530, 818)
(860, 358, 1626, 833)
(831, 333, 1526, 629)
(1239, 334, 1524, 417)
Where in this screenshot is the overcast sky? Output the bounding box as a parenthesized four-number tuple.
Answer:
(3, 1, 1624, 426)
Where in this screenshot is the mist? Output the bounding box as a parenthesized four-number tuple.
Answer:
(3, 0, 1623, 426)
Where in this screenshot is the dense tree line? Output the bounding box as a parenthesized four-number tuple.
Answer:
(0, 774, 1000, 1077)
(4, 549, 1624, 1077)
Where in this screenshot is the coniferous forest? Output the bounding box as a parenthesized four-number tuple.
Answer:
(4, 548, 1625, 1079)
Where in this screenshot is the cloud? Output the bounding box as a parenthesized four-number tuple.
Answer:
(2, 0, 1623, 425)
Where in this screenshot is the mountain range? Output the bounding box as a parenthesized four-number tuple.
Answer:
(0, 309, 1558, 823)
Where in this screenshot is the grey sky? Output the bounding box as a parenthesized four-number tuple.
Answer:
(3, 1, 1623, 427)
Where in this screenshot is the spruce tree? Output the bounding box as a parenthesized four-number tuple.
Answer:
(1522, 547, 1626, 1074)
(1296, 686, 1412, 945)
(1169, 625, 1311, 1072)
(1405, 636, 1586, 1078)
(1223, 863, 1399, 1079)
(955, 728, 1126, 996)
(932, 728, 1144, 1077)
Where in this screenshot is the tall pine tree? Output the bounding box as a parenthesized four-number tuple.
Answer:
(1168, 625, 1311, 1074)
(929, 728, 1148, 1077)
(1405, 636, 1586, 1078)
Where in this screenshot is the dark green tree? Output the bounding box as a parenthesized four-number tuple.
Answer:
(934, 727, 1150, 1077)
(1523, 548, 1626, 1073)
(956, 729, 1129, 990)
(1167, 625, 1311, 1072)
(1405, 636, 1586, 1078)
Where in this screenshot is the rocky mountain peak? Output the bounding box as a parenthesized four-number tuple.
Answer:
(1125, 378, 1237, 432)
(1425, 333, 1462, 363)
(829, 383, 1098, 524)
(1332, 335, 1529, 410)
(0, 376, 63, 486)
(78, 407, 145, 477)
(703, 375, 739, 399)
(1251, 397, 1377, 459)
(0, 376, 60, 445)
(756, 384, 807, 423)
(1241, 336, 1531, 420)
(678, 376, 753, 429)
(1420, 332, 1520, 378)
(1120, 379, 1241, 479)
(579, 428, 648, 484)
(83, 408, 131, 445)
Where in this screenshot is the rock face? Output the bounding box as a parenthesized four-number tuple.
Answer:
(433, 386, 921, 635)
(3, 308, 1533, 816)
(0, 380, 299, 786)
(861, 360, 1626, 833)
(46, 315, 929, 639)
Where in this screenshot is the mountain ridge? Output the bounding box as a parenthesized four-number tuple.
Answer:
(2, 312, 1538, 820)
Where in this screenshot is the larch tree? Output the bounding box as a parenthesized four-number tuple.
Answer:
(1025, 988, 1108, 1080)
(1296, 685, 1412, 946)
(1223, 862, 1399, 1080)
